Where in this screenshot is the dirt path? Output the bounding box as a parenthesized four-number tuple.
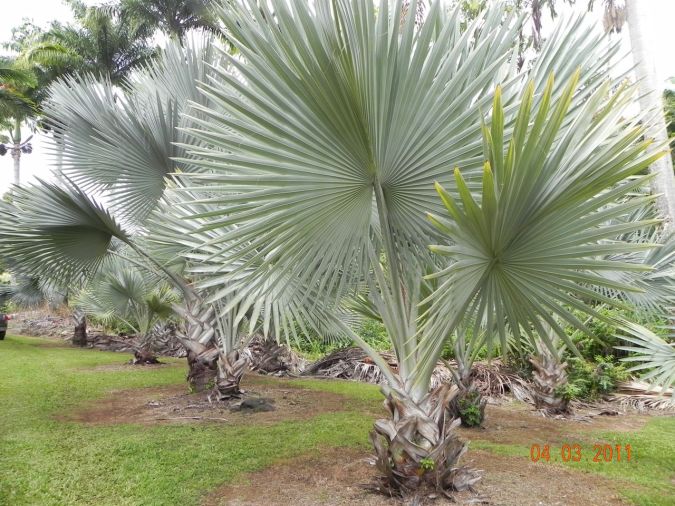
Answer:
(459, 402, 650, 447)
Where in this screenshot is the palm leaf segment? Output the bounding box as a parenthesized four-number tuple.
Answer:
(425, 74, 667, 391)
(148, 187, 353, 352)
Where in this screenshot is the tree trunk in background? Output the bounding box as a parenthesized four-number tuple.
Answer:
(72, 311, 88, 347)
(626, 0, 675, 231)
(186, 348, 217, 392)
(529, 351, 570, 415)
(11, 119, 21, 187)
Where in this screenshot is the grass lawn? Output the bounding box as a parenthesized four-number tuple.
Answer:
(1, 334, 673, 505)
(0, 335, 379, 505)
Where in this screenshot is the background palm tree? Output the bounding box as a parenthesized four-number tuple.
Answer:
(121, 0, 219, 39)
(25, 0, 156, 86)
(625, 0, 675, 231)
(0, 60, 37, 186)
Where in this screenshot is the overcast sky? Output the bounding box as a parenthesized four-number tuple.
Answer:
(1, 0, 674, 194)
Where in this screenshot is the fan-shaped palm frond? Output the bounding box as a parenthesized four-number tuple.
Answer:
(147, 186, 361, 356)
(617, 321, 675, 391)
(0, 275, 67, 309)
(44, 36, 220, 222)
(425, 74, 666, 390)
(75, 256, 179, 338)
(0, 180, 130, 286)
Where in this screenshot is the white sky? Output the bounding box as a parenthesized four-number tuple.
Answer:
(0, 0, 674, 194)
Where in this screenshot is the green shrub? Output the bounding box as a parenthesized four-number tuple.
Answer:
(557, 355, 629, 401)
(569, 306, 667, 361)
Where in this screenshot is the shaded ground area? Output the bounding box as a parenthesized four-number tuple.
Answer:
(203, 448, 631, 506)
(60, 372, 664, 505)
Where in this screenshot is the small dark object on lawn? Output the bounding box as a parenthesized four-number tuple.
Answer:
(230, 397, 276, 413)
(130, 349, 161, 365)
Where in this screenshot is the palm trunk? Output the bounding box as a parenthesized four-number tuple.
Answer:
(450, 369, 487, 428)
(72, 310, 88, 347)
(131, 332, 160, 365)
(10, 119, 21, 186)
(174, 299, 219, 392)
(11, 148, 20, 187)
(449, 341, 486, 427)
(370, 384, 480, 498)
(529, 351, 570, 415)
(173, 298, 248, 397)
(626, 0, 675, 231)
(211, 350, 248, 400)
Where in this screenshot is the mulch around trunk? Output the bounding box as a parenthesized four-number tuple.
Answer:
(201, 447, 633, 506)
(58, 375, 381, 426)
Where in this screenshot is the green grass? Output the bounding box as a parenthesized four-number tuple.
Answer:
(0, 335, 376, 505)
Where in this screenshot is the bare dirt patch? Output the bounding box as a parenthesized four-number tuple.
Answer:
(202, 448, 632, 506)
(459, 403, 651, 447)
(80, 362, 180, 373)
(59, 375, 379, 426)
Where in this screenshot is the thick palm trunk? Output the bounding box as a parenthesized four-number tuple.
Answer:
(174, 299, 248, 397)
(370, 384, 480, 498)
(529, 352, 569, 414)
(72, 310, 88, 347)
(131, 331, 160, 364)
(626, 0, 675, 230)
(174, 300, 220, 391)
(211, 350, 248, 400)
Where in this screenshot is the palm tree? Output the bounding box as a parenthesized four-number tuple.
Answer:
(0, 60, 37, 186)
(33, 0, 155, 86)
(176, 0, 667, 496)
(0, 38, 333, 397)
(624, 0, 675, 230)
(75, 256, 179, 362)
(121, 0, 218, 39)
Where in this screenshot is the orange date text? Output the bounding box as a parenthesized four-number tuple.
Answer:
(529, 443, 632, 463)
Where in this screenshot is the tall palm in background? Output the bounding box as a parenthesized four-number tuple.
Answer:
(624, 0, 675, 230)
(121, 0, 218, 39)
(175, 0, 667, 496)
(28, 0, 155, 86)
(0, 60, 37, 187)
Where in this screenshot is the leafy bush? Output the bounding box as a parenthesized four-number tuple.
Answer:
(458, 392, 484, 427)
(569, 306, 667, 361)
(291, 317, 392, 360)
(556, 355, 629, 401)
(357, 319, 391, 351)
